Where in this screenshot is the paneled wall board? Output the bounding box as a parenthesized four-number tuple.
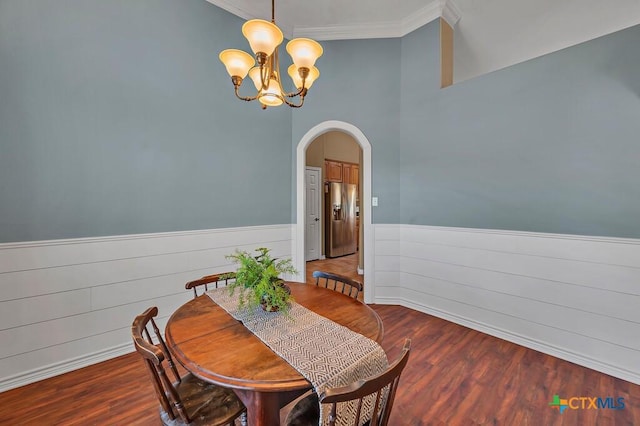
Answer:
(0, 289, 91, 330)
(0, 309, 174, 388)
(400, 286, 639, 383)
(0, 293, 188, 360)
(400, 225, 640, 269)
(373, 224, 402, 242)
(401, 256, 640, 322)
(401, 240, 640, 295)
(402, 272, 639, 351)
(0, 238, 292, 302)
(0, 225, 291, 274)
(374, 224, 640, 385)
(0, 225, 293, 392)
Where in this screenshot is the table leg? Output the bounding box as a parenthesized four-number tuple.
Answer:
(233, 389, 281, 425)
(232, 389, 308, 426)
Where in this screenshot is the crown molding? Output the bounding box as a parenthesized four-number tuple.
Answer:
(205, 0, 255, 20)
(294, 2, 443, 41)
(208, 0, 461, 41)
(293, 21, 403, 41)
(442, 0, 462, 28)
(400, 1, 443, 36)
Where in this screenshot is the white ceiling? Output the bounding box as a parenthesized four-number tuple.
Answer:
(208, 0, 640, 82)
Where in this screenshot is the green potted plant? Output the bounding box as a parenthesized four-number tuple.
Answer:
(225, 247, 297, 312)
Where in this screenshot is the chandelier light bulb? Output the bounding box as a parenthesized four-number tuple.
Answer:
(219, 49, 255, 79)
(242, 19, 283, 57)
(286, 38, 323, 69)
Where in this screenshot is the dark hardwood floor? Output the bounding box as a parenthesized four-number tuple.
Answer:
(1, 254, 638, 425)
(305, 253, 363, 301)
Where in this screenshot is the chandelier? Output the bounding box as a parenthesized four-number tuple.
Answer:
(219, 0, 323, 109)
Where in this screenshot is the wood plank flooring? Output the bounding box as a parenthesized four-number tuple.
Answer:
(305, 253, 363, 301)
(1, 253, 638, 425)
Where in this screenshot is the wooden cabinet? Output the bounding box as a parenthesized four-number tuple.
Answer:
(325, 160, 359, 185)
(342, 163, 351, 184)
(350, 165, 359, 186)
(325, 160, 343, 182)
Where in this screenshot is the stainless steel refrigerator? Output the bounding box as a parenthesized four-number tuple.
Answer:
(325, 182, 357, 258)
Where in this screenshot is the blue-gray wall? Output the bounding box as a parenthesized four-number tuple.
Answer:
(2, 0, 640, 243)
(291, 38, 402, 224)
(0, 0, 292, 243)
(399, 22, 640, 237)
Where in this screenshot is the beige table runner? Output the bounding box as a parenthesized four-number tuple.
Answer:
(207, 287, 388, 426)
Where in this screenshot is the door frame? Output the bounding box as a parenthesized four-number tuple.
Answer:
(294, 120, 374, 304)
(304, 166, 322, 261)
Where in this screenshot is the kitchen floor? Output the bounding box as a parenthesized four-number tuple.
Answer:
(305, 252, 362, 300)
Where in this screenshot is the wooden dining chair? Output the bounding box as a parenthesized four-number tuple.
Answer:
(285, 339, 412, 426)
(312, 270, 363, 299)
(131, 307, 245, 426)
(185, 272, 236, 298)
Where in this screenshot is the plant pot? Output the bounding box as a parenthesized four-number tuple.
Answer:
(260, 282, 291, 312)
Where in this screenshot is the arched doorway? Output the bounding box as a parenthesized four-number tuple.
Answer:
(294, 121, 374, 303)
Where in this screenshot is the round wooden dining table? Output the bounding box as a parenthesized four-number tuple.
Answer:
(165, 282, 384, 426)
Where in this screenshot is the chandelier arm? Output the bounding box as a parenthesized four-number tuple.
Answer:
(282, 95, 305, 108)
(282, 86, 304, 98)
(234, 85, 260, 102)
(283, 86, 308, 98)
(282, 71, 308, 98)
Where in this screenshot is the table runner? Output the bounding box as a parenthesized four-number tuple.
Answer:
(207, 287, 388, 426)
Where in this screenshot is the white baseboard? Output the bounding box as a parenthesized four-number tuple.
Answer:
(0, 343, 132, 393)
(374, 295, 640, 385)
(357, 267, 364, 275)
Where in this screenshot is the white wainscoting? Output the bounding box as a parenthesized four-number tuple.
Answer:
(2, 223, 638, 391)
(0, 224, 294, 392)
(373, 224, 640, 385)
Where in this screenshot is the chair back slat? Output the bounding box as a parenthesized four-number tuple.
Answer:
(148, 315, 180, 383)
(132, 307, 192, 423)
(320, 339, 411, 426)
(312, 270, 363, 300)
(185, 272, 236, 298)
(144, 358, 174, 419)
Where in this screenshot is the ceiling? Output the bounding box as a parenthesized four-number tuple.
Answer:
(207, 0, 640, 82)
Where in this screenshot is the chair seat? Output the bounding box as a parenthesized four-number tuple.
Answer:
(285, 393, 372, 426)
(132, 307, 245, 426)
(159, 372, 244, 426)
(285, 393, 320, 426)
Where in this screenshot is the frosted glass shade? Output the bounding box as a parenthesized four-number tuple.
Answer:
(219, 49, 255, 78)
(286, 38, 323, 69)
(242, 19, 283, 56)
(288, 65, 319, 89)
(248, 67, 264, 90)
(259, 78, 284, 106)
